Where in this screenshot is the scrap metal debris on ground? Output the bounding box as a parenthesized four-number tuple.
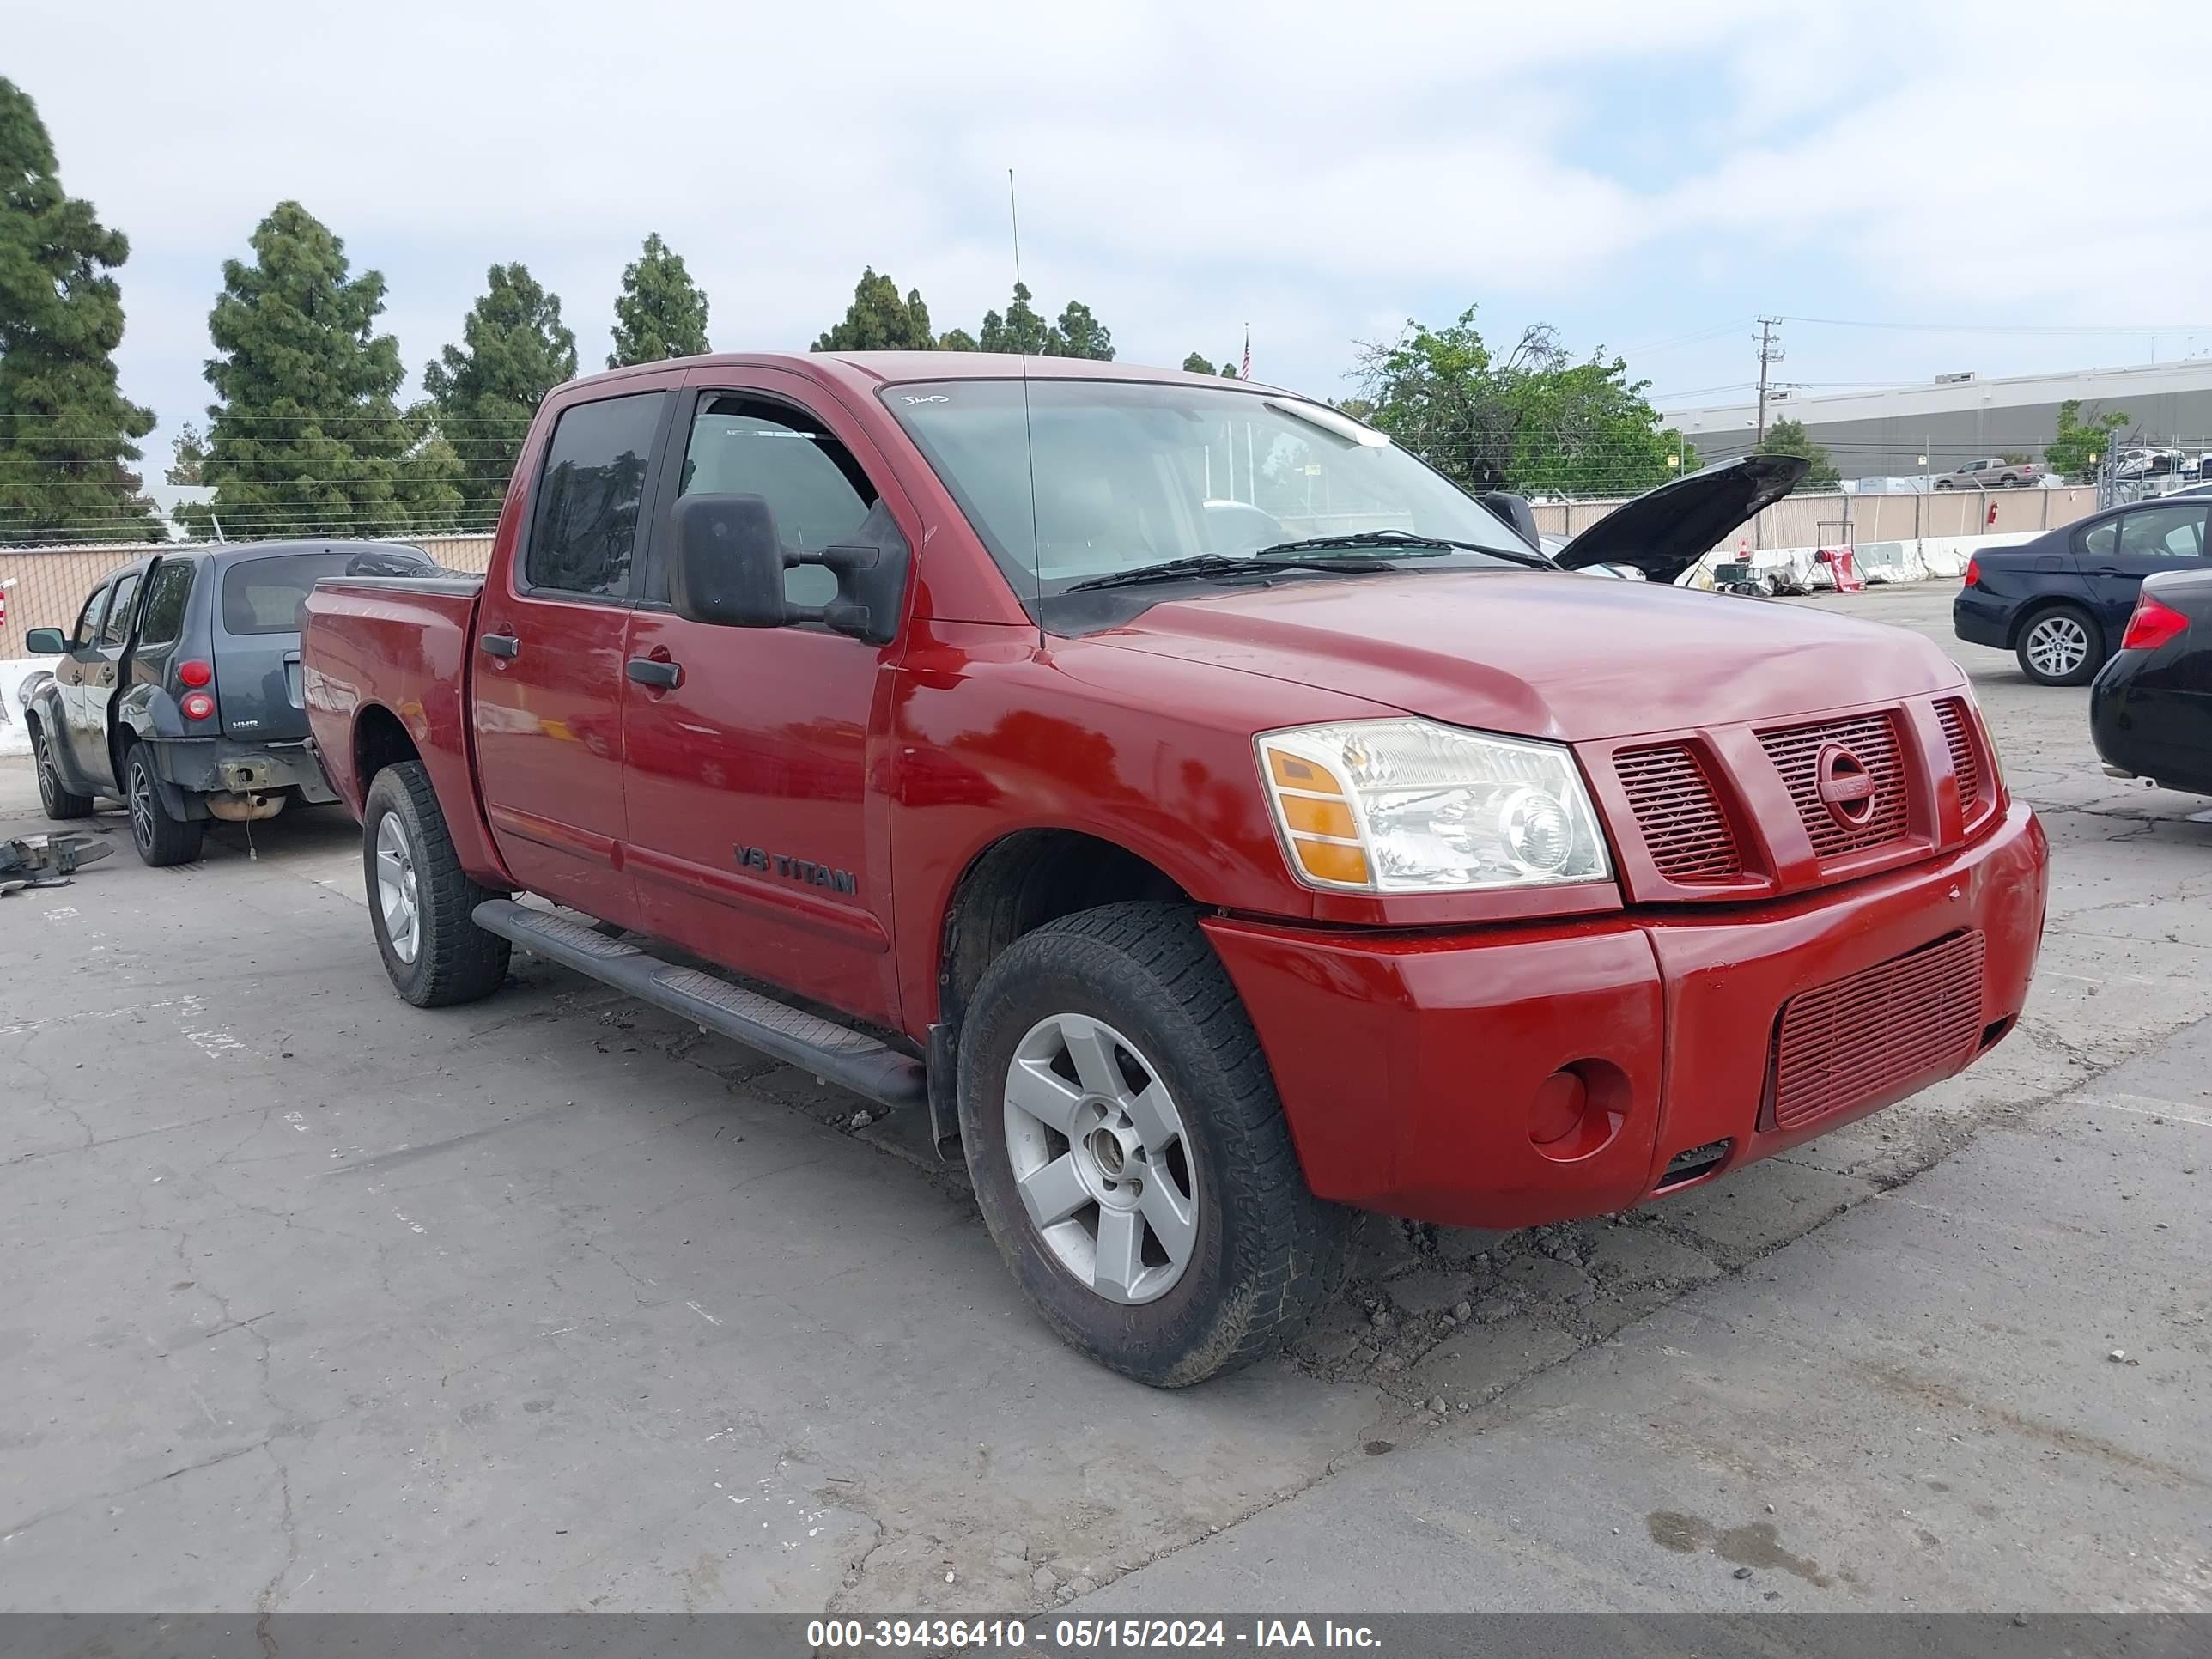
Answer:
(0, 832, 114, 895)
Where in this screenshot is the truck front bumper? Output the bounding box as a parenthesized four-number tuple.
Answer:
(1203, 800, 2047, 1231)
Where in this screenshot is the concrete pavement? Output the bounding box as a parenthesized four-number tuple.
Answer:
(1, 583, 2206, 1613)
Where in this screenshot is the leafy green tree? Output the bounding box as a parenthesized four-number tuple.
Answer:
(423, 263, 578, 521)
(1754, 416, 1840, 489)
(977, 282, 1049, 355)
(2045, 398, 2130, 482)
(1660, 428, 1701, 476)
(608, 232, 709, 368)
(1219, 361, 1239, 380)
(1182, 352, 1216, 374)
(937, 328, 980, 351)
(1047, 300, 1113, 360)
(814, 267, 936, 351)
(1353, 307, 1685, 496)
(184, 201, 461, 540)
(0, 77, 161, 546)
(165, 422, 208, 484)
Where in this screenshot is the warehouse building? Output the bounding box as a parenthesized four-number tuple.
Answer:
(1671, 359, 2212, 477)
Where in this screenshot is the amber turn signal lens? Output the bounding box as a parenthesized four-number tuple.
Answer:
(1291, 837, 1370, 885)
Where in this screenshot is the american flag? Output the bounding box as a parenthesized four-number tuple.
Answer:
(1240, 327, 1251, 381)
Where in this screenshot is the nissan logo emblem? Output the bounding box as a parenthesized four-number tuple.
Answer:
(1814, 743, 1877, 827)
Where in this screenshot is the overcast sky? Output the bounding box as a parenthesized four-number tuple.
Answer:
(13, 0, 2212, 483)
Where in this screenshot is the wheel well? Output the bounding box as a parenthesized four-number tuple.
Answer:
(354, 705, 421, 789)
(938, 830, 1190, 1031)
(2008, 596, 2094, 650)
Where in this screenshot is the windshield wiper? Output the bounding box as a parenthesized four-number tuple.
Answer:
(1255, 530, 1554, 569)
(1066, 553, 1398, 592)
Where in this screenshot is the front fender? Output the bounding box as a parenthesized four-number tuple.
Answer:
(20, 678, 98, 792)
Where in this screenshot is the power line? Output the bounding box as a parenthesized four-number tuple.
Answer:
(1782, 314, 2212, 337)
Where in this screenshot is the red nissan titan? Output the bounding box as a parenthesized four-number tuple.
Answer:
(301, 353, 2047, 1385)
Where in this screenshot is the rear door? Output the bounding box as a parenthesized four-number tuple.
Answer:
(619, 369, 908, 1024)
(2081, 502, 2209, 632)
(473, 384, 677, 926)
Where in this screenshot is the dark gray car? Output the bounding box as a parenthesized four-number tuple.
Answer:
(21, 541, 434, 866)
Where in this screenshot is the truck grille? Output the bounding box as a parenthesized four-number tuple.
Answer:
(1934, 697, 1983, 816)
(1771, 932, 1986, 1129)
(1614, 744, 1742, 882)
(1758, 712, 1910, 859)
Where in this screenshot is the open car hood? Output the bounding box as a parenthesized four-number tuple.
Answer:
(1551, 454, 1809, 582)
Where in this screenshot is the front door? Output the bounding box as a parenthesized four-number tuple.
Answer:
(621, 371, 907, 1025)
(2081, 501, 2209, 633)
(70, 569, 141, 792)
(52, 582, 112, 786)
(472, 386, 676, 926)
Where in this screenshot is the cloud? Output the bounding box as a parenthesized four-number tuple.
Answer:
(9, 0, 2209, 464)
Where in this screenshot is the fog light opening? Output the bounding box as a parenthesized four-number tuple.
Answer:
(1656, 1138, 1735, 1192)
(1978, 1015, 2014, 1052)
(1528, 1060, 1629, 1164)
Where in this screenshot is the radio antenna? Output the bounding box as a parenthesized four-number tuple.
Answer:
(1009, 167, 1043, 647)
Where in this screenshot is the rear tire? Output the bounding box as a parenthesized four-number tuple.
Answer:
(33, 725, 94, 820)
(125, 745, 204, 867)
(362, 761, 511, 1007)
(2016, 604, 2104, 686)
(957, 901, 1358, 1386)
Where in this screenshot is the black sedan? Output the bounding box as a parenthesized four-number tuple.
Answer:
(1954, 495, 2209, 685)
(2090, 568, 2212, 797)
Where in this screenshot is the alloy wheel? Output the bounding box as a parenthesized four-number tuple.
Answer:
(2025, 614, 2089, 679)
(374, 811, 422, 964)
(129, 758, 157, 850)
(1001, 1012, 1199, 1305)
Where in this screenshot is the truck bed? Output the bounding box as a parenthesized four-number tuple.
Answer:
(301, 573, 496, 874)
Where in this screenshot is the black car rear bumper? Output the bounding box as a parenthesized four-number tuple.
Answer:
(1952, 589, 2013, 650)
(2089, 666, 2212, 798)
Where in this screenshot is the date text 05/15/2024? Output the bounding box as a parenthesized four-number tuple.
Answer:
(804, 1619, 1382, 1650)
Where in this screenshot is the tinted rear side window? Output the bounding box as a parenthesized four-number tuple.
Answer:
(526, 392, 667, 597)
(221, 549, 434, 635)
(137, 561, 196, 648)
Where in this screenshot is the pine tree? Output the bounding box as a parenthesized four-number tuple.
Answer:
(608, 232, 709, 368)
(1046, 300, 1113, 361)
(977, 283, 1049, 355)
(184, 201, 459, 541)
(0, 77, 161, 546)
(814, 267, 936, 351)
(937, 328, 980, 351)
(423, 263, 578, 521)
(165, 422, 208, 484)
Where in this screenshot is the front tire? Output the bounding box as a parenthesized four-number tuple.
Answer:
(362, 761, 511, 1007)
(33, 725, 94, 820)
(957, 902, 1358, 1386)
(2017, 604, 2104, 686)
(125, 745, 204, 867)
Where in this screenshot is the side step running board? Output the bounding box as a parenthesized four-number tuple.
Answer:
(472, 900, 927, 1110)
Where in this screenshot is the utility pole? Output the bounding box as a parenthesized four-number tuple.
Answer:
(1753, 317, 1784, 447)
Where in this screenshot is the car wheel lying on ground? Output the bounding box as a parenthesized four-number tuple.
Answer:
(302, 352, 2050, 1384)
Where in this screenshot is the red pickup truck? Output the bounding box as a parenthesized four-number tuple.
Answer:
(303, 353, 2047, 1385)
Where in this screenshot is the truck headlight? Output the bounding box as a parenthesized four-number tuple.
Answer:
(1257, 720, 1611, 894)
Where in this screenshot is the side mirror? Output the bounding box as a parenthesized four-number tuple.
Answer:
(670, 493, 912, 647)
(24, 627, 67, 655)
(1480, 490, 1545, 553)
(671, 494, 790, 629)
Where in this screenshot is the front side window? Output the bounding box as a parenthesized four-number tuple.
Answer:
(664, 395, 878, 608)
(2116, 505, 2206, 561)
(137, 561, 195, 648)
(884, 379, 1528, 595)
(525, 392, 668, 597)
(99, 573, 142, 647)
(71, 586, 106, 648)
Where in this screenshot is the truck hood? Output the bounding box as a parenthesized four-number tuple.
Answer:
(1552, 454, 1808, 582)
(1083, 567, 1961, 743)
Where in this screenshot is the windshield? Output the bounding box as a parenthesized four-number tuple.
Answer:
(883, 379, 1533, 594)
